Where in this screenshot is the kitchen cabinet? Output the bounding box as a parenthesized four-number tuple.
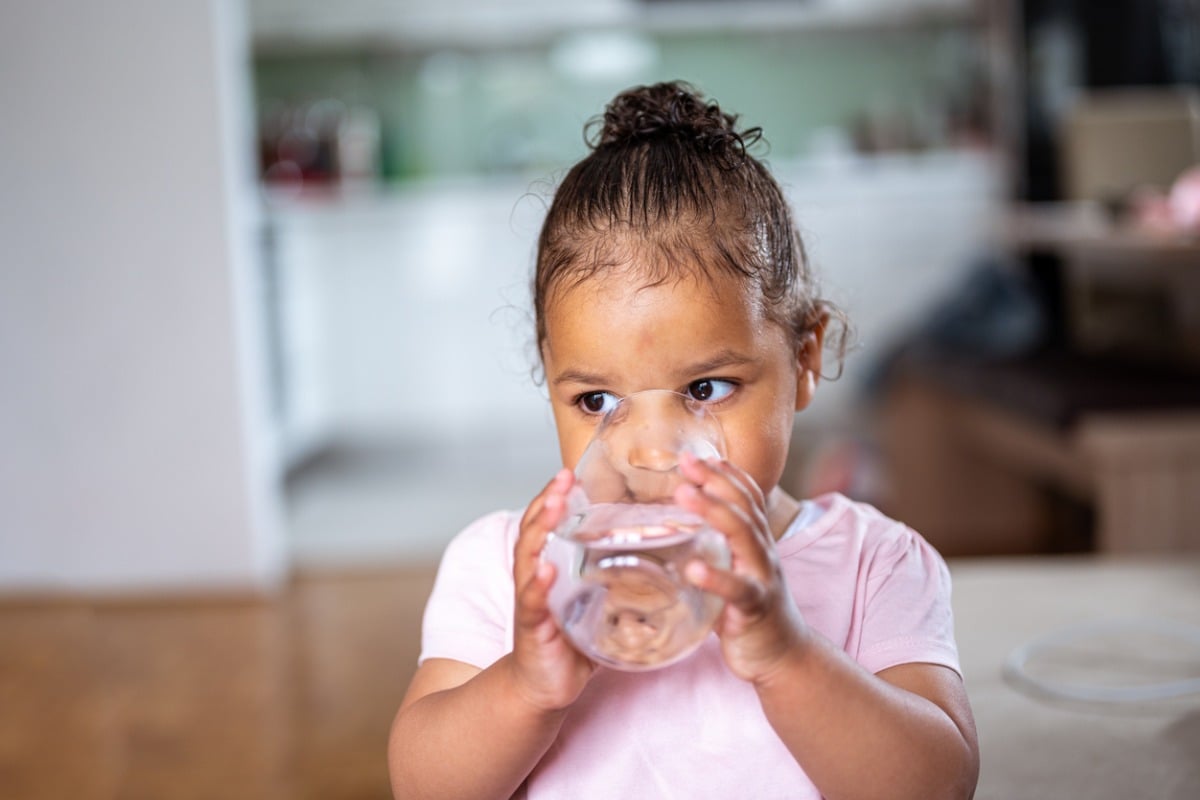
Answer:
(262, 150, 1003, 469)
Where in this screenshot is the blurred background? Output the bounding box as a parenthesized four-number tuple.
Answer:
(3, 0, 1199, 797)
(257, 0, 1002, 567)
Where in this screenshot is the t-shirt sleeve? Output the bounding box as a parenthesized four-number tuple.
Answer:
(856, 525, 961, 676)
(418, 510, 517, 669)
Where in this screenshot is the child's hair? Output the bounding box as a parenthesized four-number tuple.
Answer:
(534, 80, 846, 369)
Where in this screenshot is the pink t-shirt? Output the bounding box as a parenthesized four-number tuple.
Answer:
(419, 493, 960, 799)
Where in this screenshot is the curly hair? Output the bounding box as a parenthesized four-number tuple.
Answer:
(534, 81, 846, 368)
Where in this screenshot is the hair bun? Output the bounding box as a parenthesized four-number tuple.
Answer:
(591, 81, 761, 157)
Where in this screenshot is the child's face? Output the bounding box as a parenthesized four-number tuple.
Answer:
(541, 267, 818, 499)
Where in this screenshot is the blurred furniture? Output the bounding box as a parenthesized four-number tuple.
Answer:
(1061, 89, 1200, 203)
(883, 355, 1200, 555)
(951, 555, 1200, 800)
(881, 203, 1200, 556)
(1050, 88, 1200, 368)
(1004, 202, 1200, 366)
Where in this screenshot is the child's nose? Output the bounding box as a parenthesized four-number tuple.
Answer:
(626, 442, 678, 473)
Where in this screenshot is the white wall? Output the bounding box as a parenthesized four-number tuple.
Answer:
(266, 179, 557, 459)
(266, 151, 1001, 455)
(0, 0, 284, 592)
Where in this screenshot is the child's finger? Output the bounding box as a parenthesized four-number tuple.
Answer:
(676, 481, 774, 576)
(681, 450, 763, 501)
(678, 453, 766, 529)
(707, 458, 767, 509)
(514, 469, 573, 586)
(684, 558, 767, 614)
(518, 468, 573, 532)
(515, 559, 557, 631)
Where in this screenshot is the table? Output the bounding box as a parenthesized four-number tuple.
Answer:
(950, 555, 1200, 799)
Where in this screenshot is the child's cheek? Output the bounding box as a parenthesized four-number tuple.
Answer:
(732, 425, 790, 495)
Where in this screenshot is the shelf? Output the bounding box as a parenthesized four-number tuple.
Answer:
(250, 0, 977, 52)
(1003, 202, 1200, 261)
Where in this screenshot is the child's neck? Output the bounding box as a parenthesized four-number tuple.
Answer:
(765, 487, 802, 542)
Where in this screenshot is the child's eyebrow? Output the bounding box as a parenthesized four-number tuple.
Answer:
(680, 350, 756, 376)
(551, 351, 755, 388)
(552, 369, 610, 387)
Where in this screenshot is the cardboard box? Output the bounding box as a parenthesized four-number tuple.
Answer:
(1061, 88, 1200, 202)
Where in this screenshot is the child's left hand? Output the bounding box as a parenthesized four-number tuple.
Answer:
(674, 453, 811, 685)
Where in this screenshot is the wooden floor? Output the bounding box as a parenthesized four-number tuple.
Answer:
(0, 566, 438, 800)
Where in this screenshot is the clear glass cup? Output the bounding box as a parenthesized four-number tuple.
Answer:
(542, 390, 731, 671)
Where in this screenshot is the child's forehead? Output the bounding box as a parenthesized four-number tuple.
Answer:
(546, 265, 769, 339)
(550, 254, 755, 308)
(541, 266, 793, 388)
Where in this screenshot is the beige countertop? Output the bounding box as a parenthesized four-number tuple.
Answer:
(949, 555, 1200, 799)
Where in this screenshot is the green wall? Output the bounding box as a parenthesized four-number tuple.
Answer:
(253, 23, 974, 183)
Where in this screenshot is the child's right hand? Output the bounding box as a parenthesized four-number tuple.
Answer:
(509, 469, 595, 712)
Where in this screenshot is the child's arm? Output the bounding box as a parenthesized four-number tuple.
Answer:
(676, 455, 979, 800)
(387, 470, 595, 800)
(753, 638, 978, 800)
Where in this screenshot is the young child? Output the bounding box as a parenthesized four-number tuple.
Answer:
(389, 81, 979, 799)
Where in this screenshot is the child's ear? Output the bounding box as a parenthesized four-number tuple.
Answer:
(794, 316, 827, 412)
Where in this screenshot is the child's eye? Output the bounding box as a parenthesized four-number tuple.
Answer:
(686, 379, 735, 403)
(577, 391, 619, 415)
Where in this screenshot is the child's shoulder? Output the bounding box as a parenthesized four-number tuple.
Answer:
(455, 508, 523, 537)
(786, 492, 939, 564)
(788, 491, 906, 537)
(436, 508, 523, 572)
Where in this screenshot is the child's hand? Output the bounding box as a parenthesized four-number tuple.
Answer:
(674, 454, 810, 685)
(510, 469, 595, 711)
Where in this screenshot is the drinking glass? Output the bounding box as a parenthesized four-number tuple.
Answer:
(542, 390, 731, 670)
